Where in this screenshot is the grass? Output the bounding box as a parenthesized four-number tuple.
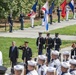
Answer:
(0, 37, 76, 67)
(49, 25, 76, 35)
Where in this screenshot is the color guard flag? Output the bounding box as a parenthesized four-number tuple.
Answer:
(60, 0, 67, 18)
(69, 0, 74, 12)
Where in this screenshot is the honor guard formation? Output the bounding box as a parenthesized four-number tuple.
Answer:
(0, 32, 75, 75)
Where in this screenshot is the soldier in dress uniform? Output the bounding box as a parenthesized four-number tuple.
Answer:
(36, 32, 45, 55)
(58, 62, 71, 75)
(71, 43, 76, 59)
(49, 14, 52, 24)
(53, 33, 62, 51)
(14, 65, 24, 75)
(69, 59, 76, 75)
(46, 67, 57, 75)
(57, 6, 61, 23)
(28, 10, 36, 28)
(48, 50, 60, 72)
(19, 12, 25, 30)
(73, 7, 76, 19)
(40, 10, 44, 26)
(9, 41, 19, 74)
(66, 5, 70, 21)
(45, 33, 54, 63)
(62, 51, 70, 62)
(18, 41, 32, 74)
(8, 14, 13, 32)
(27, 60, 38, 75)
(37, 55, 48, 75)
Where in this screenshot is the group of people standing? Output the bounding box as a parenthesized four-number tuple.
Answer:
(0, 32, 75, 75)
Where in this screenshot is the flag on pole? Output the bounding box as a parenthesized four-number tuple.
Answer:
(28, 1, 38, 17)
(41, 1, 49, 12)
(44, 10, 49, 31)
(69, 0, 74, 12)
(32, 1, 38, 12)
(60, 0, 67, 18)
(49, 0, 55, 14)
(41, 1, 49, 31)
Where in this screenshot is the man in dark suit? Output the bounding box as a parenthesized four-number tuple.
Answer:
(18, 41, 32, 74)
(36, 32, 45, 55)
(53, 33, 62, 51)
(45, 33, 54, 63)
(9, 41, 19, 74)
(8, 14, 13, 32)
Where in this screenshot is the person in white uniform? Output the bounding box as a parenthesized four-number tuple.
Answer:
(27, 60, 38, 75)
(66, 5, 70, 21)
(48, 50, 60, 70)
(58, 62, 71, 75)
(0, 51, 3, 66)
(62, 51, 70, 62)
(30, 10, 36, 28)
(46, 67, 57, 75)
(69, 59, 76, 75)
(14, 65, 24, 75)
(37, 55, 48, 75)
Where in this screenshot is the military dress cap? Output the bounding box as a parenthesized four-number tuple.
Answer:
(70, 59, 76, 65)
(0, 66, 7, 74)
(38, 55, 47, 60)
(46, 33, 50, 36)
(62, 51, 70, 55)
(55, 33, 59, 35)
(51, 50, 59, 56)
(25, 41, 29, 43)
(14, 65, 24, 70)
(61, 62, 70, 68)
(39, 32, 42, 34)
(27, 60, 37, 66)
(47, 67, 56, 72)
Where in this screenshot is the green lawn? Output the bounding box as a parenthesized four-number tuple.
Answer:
(0, 37, 75, 67)
(49, 25, 76, 35)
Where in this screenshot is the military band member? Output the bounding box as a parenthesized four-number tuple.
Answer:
(59, 62, 71, 75)
(45, 33, 54, 63)
(46, 67, 57, 75)
(53, 33, 62, 51)
(27, 60, 38, 75)
(62, 51, 70, 62)
(36, 32, 45, 55)
(69, 59, 76, 75)
(19, 12, 25, 30)
(57, 6, 61, 23)
(8, 14, 13, 32)
(14, 65, 24, 75)
(48, 50, 60, 71)
(37, 55, 48, 75)
(9, 41, 18, 74)
(71, 43, 76, 59)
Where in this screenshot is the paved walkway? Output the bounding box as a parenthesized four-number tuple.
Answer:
(0, 19, 76, 40)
